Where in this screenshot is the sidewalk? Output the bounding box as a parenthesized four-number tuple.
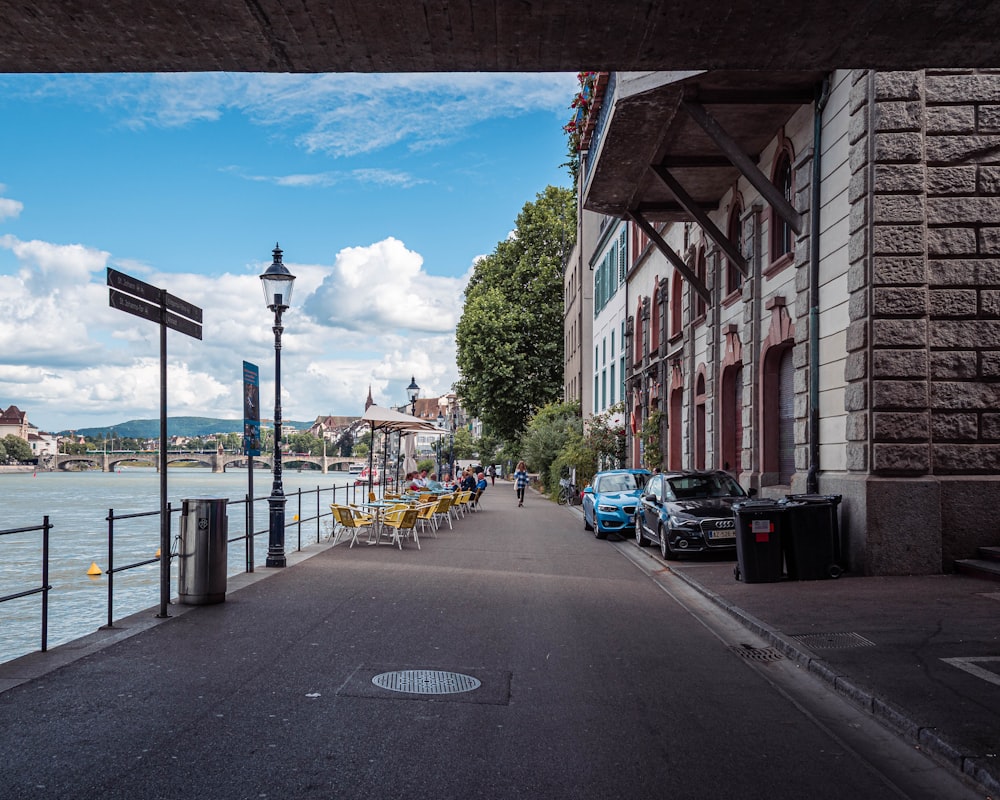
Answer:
(662, 557, 1000, 795)
(3, 494, 999, 797)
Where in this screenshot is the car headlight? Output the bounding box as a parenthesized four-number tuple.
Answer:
(668, 514, 699, 530)
(598, 504, 619, 513)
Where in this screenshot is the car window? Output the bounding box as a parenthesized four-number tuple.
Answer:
(596, 473, 641, 493)
(667, 474, 747, 499)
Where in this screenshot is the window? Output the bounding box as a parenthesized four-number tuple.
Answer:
(671, 271, 683, 335)
(720, 364, 743, 474)
(761, 343, 795, 484)
(726, 198, 744, 296)
(610, 363, 616, 405)
(669, 386, 683, 470)
(694, 373, 706, 470)
(650, 282, 660, 355)
(770, 147, 795, 265)
(694, 248, 707, 320)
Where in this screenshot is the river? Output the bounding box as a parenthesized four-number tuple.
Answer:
(0, 466, 367, 665)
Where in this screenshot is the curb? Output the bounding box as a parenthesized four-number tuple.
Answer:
(666, 564, 1000, 797)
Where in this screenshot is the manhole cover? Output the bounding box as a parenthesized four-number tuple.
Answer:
(790, 632, 875, 649)
(372, 670, 482, 695)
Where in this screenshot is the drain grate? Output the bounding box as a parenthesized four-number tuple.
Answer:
(790, 632, 876, 649)
(372, 670, 482, 695)
(730, 643, 784, 662)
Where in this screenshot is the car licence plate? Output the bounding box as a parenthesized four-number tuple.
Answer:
(708, 528, 736, 539)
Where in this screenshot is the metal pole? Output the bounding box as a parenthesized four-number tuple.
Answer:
(266, 304, 287, 567)
(158, 290, 170, 617)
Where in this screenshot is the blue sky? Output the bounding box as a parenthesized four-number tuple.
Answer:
(0, 72, 577, 433)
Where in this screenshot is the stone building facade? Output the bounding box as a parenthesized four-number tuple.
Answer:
(570, 68, 1000, 575)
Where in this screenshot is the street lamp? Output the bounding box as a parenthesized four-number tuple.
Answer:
(436, 410, 445, 477)
(407, 376, 420, 417)
(260, 243, 296, 568)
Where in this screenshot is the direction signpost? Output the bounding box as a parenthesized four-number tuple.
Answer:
(107, 268, 203, 619)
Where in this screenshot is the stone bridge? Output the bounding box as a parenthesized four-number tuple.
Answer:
(49, 453, 358, 474)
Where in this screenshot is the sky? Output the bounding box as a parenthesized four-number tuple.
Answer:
(0, 71, 577, 433)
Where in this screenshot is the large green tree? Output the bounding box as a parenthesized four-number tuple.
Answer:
(455, 185, 575, 441)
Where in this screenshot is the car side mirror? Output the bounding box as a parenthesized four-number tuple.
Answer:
(583, 486, 594, 495)
(747, 487, 758, 497)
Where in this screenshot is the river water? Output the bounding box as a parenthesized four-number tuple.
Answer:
(0, 466, 367, 665)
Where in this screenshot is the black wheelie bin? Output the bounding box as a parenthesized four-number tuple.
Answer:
(781, 494, 843, 580)
(732, 499, 786, 583)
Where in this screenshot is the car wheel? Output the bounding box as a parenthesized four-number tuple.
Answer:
(635, 518, 649, 547)
(583, 508, 593, 531)
(659, 525, 678, 560)
(594, 523, 608, 540)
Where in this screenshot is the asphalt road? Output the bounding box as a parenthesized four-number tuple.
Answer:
(0, 492, 985, 799)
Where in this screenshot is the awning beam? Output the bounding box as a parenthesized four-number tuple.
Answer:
(650, 165, 748, 277)
(628, 210, 711, 304)
(681, 99, 803, 235)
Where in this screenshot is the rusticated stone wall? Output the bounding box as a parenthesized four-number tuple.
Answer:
(844, 69, 1000, 574)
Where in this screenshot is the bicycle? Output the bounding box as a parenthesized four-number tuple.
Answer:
(557, 478, 577, 506)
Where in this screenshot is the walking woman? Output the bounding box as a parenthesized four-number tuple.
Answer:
(514, 460, 529, 507)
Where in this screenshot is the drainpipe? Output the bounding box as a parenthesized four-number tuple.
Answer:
(806, 77, 831, 495)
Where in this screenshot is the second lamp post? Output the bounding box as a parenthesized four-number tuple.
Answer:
(260, 243, 296, 568)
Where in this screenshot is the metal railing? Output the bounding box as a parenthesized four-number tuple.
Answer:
(0, 517, 52, 652)
(103, 481, 367, 627)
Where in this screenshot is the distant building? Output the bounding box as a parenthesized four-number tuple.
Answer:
(0, 405, 29, 440)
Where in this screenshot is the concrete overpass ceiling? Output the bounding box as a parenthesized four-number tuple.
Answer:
(583, 70, 826, 220)
(0, 2, 996, 73)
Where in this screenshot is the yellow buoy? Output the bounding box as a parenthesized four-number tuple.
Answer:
(293, 514, 299, 522)
(87, 561, 103, 576)
(155, 548, 161, 558)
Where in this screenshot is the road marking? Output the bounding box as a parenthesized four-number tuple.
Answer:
(941, 656, 1000, 687)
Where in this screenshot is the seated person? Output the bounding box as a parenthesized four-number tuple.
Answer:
(425, 472, 444, 491)
(471, 471, 488, 507)
(460, 469, 476, 492)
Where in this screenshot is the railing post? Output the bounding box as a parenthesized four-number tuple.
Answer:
(107, 508, 115, 629)
(41, 516, 50, 652)
(246, 493, 254, 573)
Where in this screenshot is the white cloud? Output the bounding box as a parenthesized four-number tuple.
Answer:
(0, 230, 467, 431)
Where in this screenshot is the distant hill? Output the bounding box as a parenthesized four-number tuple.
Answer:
(62, 417, 316, 439)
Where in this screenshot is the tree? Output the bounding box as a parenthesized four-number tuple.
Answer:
(455, 185, 576, 442)
(3, 435, 33, 462)
(519, 401, 582, 492)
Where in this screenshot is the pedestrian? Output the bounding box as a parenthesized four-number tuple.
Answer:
(488, 464, 496, 486)
(513, 460, 529, 507)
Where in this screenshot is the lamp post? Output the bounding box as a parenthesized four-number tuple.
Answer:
(436, 410, 445, 477)
(407, 376, 420, 417)
(259, 243, 296, 568)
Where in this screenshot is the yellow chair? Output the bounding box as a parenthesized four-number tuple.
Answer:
(381, 506, 420, 550)
(432, 495, 454, 530)
(453, 490, 471, 518)
(368, 491, 378, 503)
(332, 505, 372, 548)
(415, 501, 438, 537)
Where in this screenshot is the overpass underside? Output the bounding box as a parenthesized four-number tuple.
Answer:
(0, 2, 998, 73)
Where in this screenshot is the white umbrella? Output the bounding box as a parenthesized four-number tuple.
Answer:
(360, 405, 439, 492)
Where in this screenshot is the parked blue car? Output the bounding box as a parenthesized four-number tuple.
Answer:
(582, 469, 652, 539)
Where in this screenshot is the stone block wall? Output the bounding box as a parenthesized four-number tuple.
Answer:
(845, 69, 1000, 573)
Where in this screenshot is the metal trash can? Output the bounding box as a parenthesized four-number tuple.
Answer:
(178, 498, 228, 605)
(732, 499, 785, 583)
(781, 494, 843, 580)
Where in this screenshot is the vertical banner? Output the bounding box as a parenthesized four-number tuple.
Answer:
(243, 361, 261, 456)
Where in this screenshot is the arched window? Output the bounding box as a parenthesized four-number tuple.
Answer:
(770, 147, 795, 266)
(650, 280, 661, 355)
(720, 364, 743, 475)
(694, 247, 707, 320)
(670, 270, 683, 336)
(762, 344, 795, 485)
(633, 299, 644, 366)
(726, 198, 744, 296)
(694, 372, 706, 470)
(669, 386, 683, 471)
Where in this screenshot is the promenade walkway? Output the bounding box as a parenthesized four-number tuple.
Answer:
(1, 485, 997, 797)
